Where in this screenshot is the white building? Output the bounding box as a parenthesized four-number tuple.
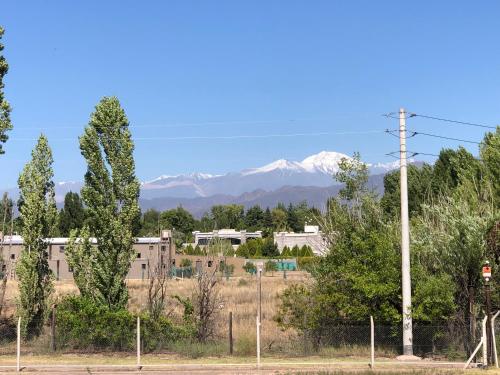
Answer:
(192, 229, 262, 247)
(273, 225, 328, 256)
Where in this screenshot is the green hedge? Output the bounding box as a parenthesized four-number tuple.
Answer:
(55, 296, 191, 352)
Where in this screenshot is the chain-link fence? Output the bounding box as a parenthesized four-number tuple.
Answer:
(0, 314, 494, 368)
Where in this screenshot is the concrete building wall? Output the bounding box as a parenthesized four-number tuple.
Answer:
(273, 226, 328, 256)
(0, 235, 248, 280)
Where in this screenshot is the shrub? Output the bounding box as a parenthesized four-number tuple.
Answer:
(298, 256, 317, 271)
(243, 262, 256, 274)
(56, 296, 135, 351)
(56, 295, 191, 352)
(180, 258, 193, 268)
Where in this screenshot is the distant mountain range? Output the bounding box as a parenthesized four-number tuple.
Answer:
(2, 151, 406, 217)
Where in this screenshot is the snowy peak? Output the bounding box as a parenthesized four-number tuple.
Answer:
(300, 151, 351, 174)
(242, 159, 304, 176)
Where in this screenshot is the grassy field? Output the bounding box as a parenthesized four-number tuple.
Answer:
(2, 272, 313, 357)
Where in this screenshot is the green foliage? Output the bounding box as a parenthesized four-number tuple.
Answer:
(219, 261, 234, 276)
(180, 258, 193, 268)
(281, 245, 291, 256)
(69, 97, 140, 310)
(300, 245, 314, 257)
(0, 26, 13, 154)
(58, 192, 85, 236)
(243, 262, 256, 274)
(244, 205, 264, 231)
(210, 204, 244, 229)
(160, 206, 196, 246)
(480, 127, 500, 204)
(16, 135, 56, 338)
(261, 237, 279, 257)
(265, 260, 278, 275)
(335, 152, 369, 203)
(297, 256, 317, 270)
(56, 296, 189, 351)
(139, 209, 160, 236)
(381, 164, 433, 218)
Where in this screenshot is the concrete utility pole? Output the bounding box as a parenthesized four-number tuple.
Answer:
(399, 107, 413, 356)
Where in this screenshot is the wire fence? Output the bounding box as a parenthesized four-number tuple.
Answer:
(0, 314, 489, 368)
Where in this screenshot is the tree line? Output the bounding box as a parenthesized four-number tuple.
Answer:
(276, 130, 499, 356)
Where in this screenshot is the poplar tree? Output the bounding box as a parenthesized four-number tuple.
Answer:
(16, 135, 56, 338)
(69, 97, 140, 310)
(0, 26, 13, 154)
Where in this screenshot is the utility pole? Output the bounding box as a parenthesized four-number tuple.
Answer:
(483, 261, 493, 366)
(257, 261, 263, 323)
(399, 107, 413, 356)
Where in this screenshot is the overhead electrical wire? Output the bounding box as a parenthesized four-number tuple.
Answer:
(409, 113, 497, 130)
(8, 129, 386, 142)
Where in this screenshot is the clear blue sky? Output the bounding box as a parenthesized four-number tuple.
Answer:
(1, 1, 498, 187)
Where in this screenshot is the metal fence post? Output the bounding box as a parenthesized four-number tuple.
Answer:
(491, 311, 500, 368)
(50, 305, 56, 352)
(136, 316, 141, 368)
(229, 311, 233, 355)
(483, 315, 488, 366)
(370, 316, 375, 368)
(16, 316, 20, 372)
(256, 315, 261, 368)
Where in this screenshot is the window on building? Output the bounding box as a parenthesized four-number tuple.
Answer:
(149, 245, 154, 250)
(1, 264, 6, 271)
(141, 264, 146, 269)
(137, 253, 141, 259)
(207, 260, 213, 267)
(59, 245, 65, 252)
(68, 266, 73, 272)
(10, 254, 15, 260)
(161, 245, 166, 251)
(171, 259, 176, 266)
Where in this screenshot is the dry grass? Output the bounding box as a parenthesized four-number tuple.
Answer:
(2, 272, 310, 356)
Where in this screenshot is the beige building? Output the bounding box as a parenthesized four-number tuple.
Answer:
(192, 229, 262, 247)
(274, 225, 329, 256)
(0, 232, 247, 280)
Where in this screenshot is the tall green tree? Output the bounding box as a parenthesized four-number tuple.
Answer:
(0, 26, 13, 154)
(67, 97, 140, 310)
(245, 205, 264, 231)
(381, 164, 434, 218)
(139, 209, 160, 236)
(210, 204, 244, 229)
(16, 135, 56, 338)
(58, 192, 85, 236)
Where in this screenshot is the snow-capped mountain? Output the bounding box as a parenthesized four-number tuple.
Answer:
(138, 151, 402, 199)
(2, 151, 405, 204)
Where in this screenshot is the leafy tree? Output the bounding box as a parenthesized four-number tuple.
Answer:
(480, 127, 500, 204)
(67, 97, 140, 310)
(271, 207, 288, 232)
(262, 207, 273, 237)
(16, 135, 57, 338)
(243, 262, 256, 274)
(211, 204, 244, 229)
(58, 192, 85, 236)
(0, 26, 13, 154)
(265, 260, 278, 276)
(261, 237, 279, 257)
(281, 245, 291, 257)
(194, 245, 203, 255)
(139, 209, 160, 236)
(291, 245, 301, 258)
(300, 245, 314, 257)
(245, 205, 264, 231)
(235, 242, 250, 258)
(184, 244, 195, 255)
(431, 147, 481, 196)
(335, 152, 369, 205)
(0, 192, 13, 230)
(286, 203, 301, 232)
(381, 164, 433, 218)
(160, 206, 195, 244)
(180, 258, 192, 268)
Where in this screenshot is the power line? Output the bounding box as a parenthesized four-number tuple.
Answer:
(412, 131, 481, 145)
(8, 129, 386, 142)
(409, 113, 497, 130)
